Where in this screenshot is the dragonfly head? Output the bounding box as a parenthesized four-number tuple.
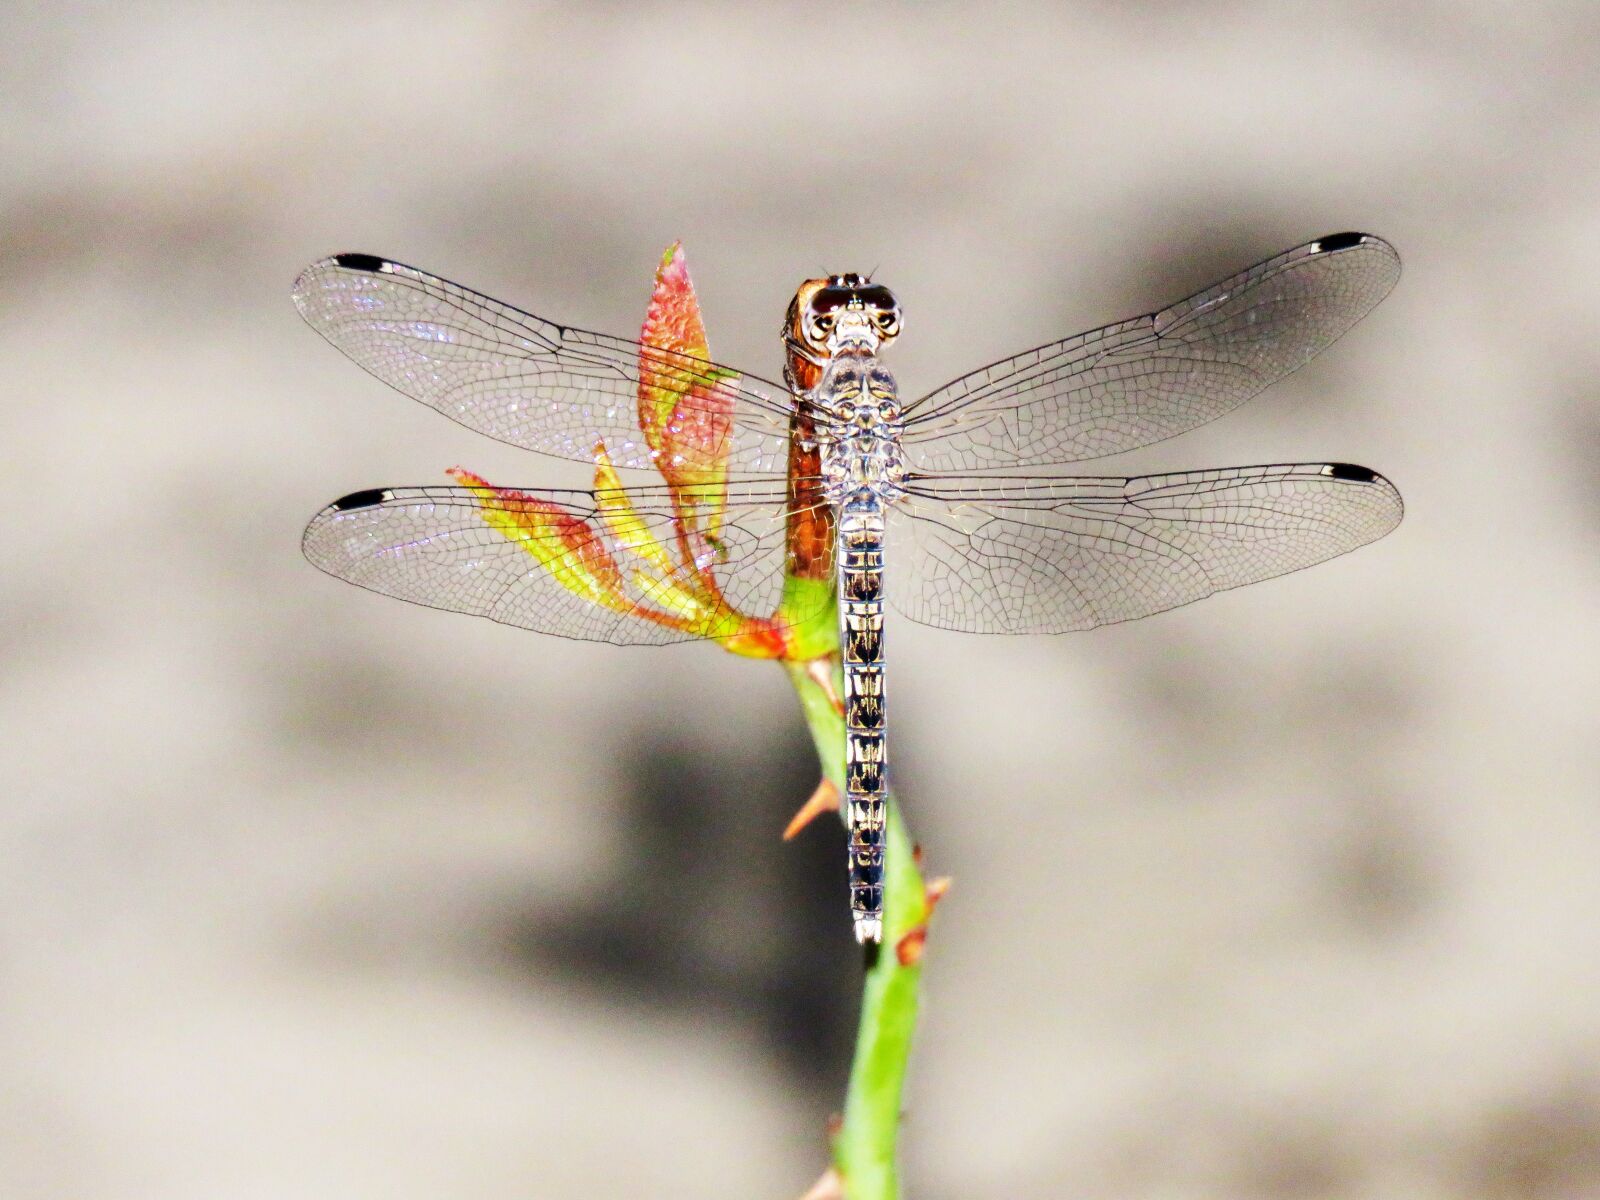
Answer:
(784, 274, 901, 375)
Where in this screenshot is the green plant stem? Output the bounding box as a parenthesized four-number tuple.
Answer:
(784, 657, 930, 1200)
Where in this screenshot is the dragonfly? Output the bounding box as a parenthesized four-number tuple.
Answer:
(298, 233, 1404, 944)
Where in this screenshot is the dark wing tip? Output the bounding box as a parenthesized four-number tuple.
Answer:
(1313, 232, 1375, 254)
(330, 487, 393, 512)
(332, 252, 389, 273)
(1323, 462, 1379, 482)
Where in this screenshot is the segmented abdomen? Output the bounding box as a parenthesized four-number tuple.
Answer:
(839, 497, 887, 943)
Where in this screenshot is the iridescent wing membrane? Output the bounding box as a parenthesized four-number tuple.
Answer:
(903, 233, 1402, 472)
(300, 235, 1402, 643)
(296, 253, 825, 643)
(895, 462, 1402, 634)
(302, 480, 806, 646)
(891, 232, 1405, 632)
(293, 253, 798, 474)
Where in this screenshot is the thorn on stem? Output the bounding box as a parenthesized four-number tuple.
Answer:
(783, 778, 841, 840)
(805, 655, 845, 714)
(895, 924, 928, 966)
(798, 1168, 844, 1200)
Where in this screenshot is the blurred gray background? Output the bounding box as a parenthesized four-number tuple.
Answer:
(3, 3, 1598, 1197)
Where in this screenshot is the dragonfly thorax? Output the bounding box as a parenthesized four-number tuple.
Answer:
(812, 346, 907, 505)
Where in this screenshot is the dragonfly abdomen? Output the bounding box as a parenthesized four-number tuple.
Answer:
(839, 495, 888, 944)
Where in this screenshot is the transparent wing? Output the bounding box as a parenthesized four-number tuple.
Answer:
(903, 233, 1401, 472)
(293, 254, 798, 475)
(303, 479, 829, 646)
(891, 463, 1403, 633)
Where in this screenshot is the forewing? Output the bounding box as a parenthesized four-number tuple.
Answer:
(904, 234, 1400, 472)
(891, 463, 1403, 633)
(293, 254, 797, 475)
(303, 480, 821, 646)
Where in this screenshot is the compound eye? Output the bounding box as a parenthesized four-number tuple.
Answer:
(811, 313, 835, 340)
(873, 310, 899, 334)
